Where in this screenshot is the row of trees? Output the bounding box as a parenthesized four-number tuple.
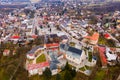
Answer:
(42, 62, 76, 80)
(0, 41, 32, 80)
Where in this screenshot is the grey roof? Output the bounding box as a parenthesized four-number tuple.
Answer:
(27, 46, 43, 54)
(50, 63, 57, 70)
(68, 46, 82, 56)
(60, 44, 65, 49)
(60, 35, 68, 40)
(50, 34, 58, 38)
(60, 44, 82, 56)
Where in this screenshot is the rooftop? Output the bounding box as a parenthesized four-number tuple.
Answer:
(27, 46, 44, 54)
(60, 44, 83, 58)
(27, 61, 49, 70)
(85, 32, 99, 41)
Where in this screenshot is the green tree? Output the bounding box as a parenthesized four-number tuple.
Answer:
(106, 39, 116, 47)
(43, 68, 52, 80)
(64, 70, 72, 80)
(56, 74, 61, 80)
(5, 65, 16, 77)
(70, 69, 76, 78)
(63, 62, 76, 80)
(64, 62, 70, 70)
(34, 36, 44, 45)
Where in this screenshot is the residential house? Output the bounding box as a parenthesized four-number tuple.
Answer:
(104, 33, 111, 39)
(116, 24, 120, 31)
(85, 32, 99, 44)
(60, 35, 68, 44)
(3, 49, 10, 56)
(105, 47, 117, 66)
(10, 34, 20, 43)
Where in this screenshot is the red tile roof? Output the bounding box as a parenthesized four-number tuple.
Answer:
(98, 47, 107, 66)
(4, 49, 10, 53)
(104, 33, 110, 39)
(85, 32, 99, 41)
(11, 36, 20, 39)
(32, 35, 38, 39)
(27, 61, 49, 70)
(28, 54, 34, 56)
(46, 43, 59, 48)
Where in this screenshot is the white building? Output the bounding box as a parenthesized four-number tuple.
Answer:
(27, 46, 44, 60)
(3, 49, 10, 56)
(27, 62, 50, 75)
(60, 44, 87, 66)
(106, 47, 117, 61)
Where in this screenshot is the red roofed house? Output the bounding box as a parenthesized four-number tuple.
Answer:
(3, 49, 10, 56)
(45, 43, 59, 51)
(85, 32, 99, 44)
(11, 35, 20, 39)
(98, 47, 107, 68)
(32, 35, 38, 39)
(104, 33, 111, 39)
(27, 61, 50, 75)
(11, 34, 20, 42)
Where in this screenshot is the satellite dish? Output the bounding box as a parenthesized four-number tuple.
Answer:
(30, 0, 40, 3)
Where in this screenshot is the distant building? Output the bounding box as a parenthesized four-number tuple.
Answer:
(105, 47, 117, 66)
(3, 49, 10, 56)
(104, 33, 111, 39)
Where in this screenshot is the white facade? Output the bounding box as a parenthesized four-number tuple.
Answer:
(27, 54, 35, 60)
(29, 69, 38, 75)
(66, 50, 87, 65)
(60, 45, 87, 66)
(51, 69, 58, 75)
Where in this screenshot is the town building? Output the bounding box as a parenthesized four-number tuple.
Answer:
(60, 44, 87, 66)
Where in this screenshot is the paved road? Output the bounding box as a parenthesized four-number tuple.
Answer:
(117, 74, 120, 80)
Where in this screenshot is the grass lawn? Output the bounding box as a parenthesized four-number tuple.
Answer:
(88, 52, 92, 62)
(94, 70, 105, 80)
(36, 54, 46, 63)
(29, 74, 56, 80)
(98, 35, 107, 45)
(98, 35, 116, 47)
(85, 66, 92, 70)
(0, 68, 9, 80)
(29, 75, 43, 80)
(79, 67, 85, 71)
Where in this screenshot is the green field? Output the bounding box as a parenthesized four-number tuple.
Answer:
(36, 54, 46, 63)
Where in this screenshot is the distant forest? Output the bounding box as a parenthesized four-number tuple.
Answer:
(85, 2, 120, 14)
(1, 0, 29, 2)
(0, 4, 27, 8)
(0, 4, 27, 13)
